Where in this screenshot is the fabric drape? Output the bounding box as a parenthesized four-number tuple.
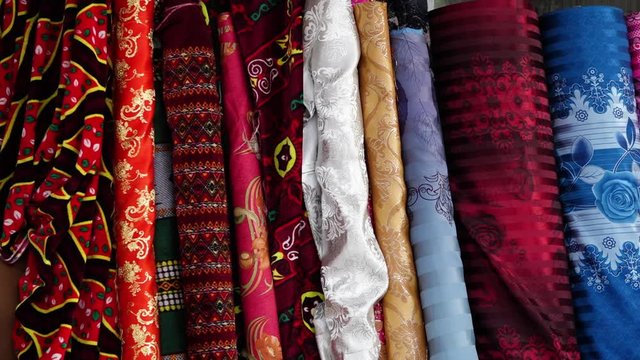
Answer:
(303, 0, 389, 358)
(113, 0, 161, 359)
(391, 27, 478, 360)
(429, 1, 579, 358)
(158, 1, 237, 358)
(229, 1, 324, 358)
(542, 6, 640, 358)
(353, 2, 427, 358)
(218, 12, 283, 360)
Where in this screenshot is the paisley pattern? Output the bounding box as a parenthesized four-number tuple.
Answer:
(218, 12, 282, 360)
(353, 2, 426, 359)
(303, 0, 389, 358)
(392, 27, 479, 360)
(113, 0, 161, 358)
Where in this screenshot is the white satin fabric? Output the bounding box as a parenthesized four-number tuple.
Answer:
(302, 0, 389, 359)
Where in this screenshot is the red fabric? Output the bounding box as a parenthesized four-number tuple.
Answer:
(158, 1, 237, 358)
(218, 12, 282, 360)
(230, 1, 323, 358)
(112, 0, 160, 358)
(429, 1, 579, 358)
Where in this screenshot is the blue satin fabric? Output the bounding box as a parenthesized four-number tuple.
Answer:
(541, 6, 640, 359)
(391, 28, 478, 360)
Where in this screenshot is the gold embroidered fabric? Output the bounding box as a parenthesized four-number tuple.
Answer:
(354, 2, 428, 359)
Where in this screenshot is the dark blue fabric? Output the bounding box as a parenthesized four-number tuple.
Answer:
(541, 6, 640, 359)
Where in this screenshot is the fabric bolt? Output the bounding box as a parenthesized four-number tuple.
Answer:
(628, 13, 640, 119)
(153, 79, 187, 358)
(386, 0, 428, 30)
(303, 0, 389, 358)
(158, 1, 237, 358)
(391, 27, 478, 360)
(218, 12, 283, 360)
(429, 1, 579, 358)
(113, 0, 161, 359)
(0, 1, 121, 358)
(353, 2, 427, 359)
(541, 6, 640, 358)
(229, 0, 324, 358)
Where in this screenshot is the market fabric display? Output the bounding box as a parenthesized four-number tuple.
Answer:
(542, 6, 640, 358)
(429, 0, 579, 358)
(8, 1, 640, 359)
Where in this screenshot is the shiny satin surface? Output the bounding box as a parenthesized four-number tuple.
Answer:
(353, 3, 427, 359)
(303, 0, 389, 358)
(430, 1, 579, 358)
(391, 27, 478, 360)
(542, 6, 640, 358)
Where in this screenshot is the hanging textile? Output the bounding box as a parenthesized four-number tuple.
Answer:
(0, 1, 121, 358)
(113, 0, 160, 358)
(157, 1, 237, 358)
(541, 6, 640, 358)
(391, 27, 478, 360)
(429, 0, 579, 358)
(218, 12, 283, 360)
(628, 12, 640, 119)
(353, 2, 427, 358)
(229, 1, 324, 358)
(303, 0, 389, 358)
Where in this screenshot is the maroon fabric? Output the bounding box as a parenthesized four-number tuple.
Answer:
(429, 1, 579, 359)
(158, 1, 237, 358)
(229, 1, 323, 358)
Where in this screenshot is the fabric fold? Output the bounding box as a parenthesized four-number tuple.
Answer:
(429, 0, 579, 358)
(542, 6, 640, 358)
(391, 27, 478, 360)
(303, 0, 389, 358)
(157, 1, 237, 358)
(218, 12, 283, 360)
(353, 2, 427, 359)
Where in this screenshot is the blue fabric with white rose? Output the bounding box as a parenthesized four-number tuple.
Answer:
(541, 6, 640, 359)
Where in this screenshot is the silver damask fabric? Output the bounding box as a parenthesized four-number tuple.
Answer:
(391, 28, 478, 360)
(302, 0, 389, 359)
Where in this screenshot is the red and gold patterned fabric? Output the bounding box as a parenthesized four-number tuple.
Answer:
(230, 1, 324, 357)
(158, 1, 237, 358)
(113, 0, 160, 359)
(0, 1, 121, 358)
(218, 12, 282, 360)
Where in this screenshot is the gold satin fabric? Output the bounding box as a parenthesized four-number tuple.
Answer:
(354, 2, 428, 359)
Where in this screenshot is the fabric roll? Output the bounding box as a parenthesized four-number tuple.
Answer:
(153, 74, 187, 358)
(387, 0, 429, 30)
(303, 0, 389, 358)
(229, 1, 324, 358)
(429, 1, 579, 358)
(627, 13, 640, 119)
(218, 12, 283, 360)
(391, 27, 478, 360)
(157, 1, 237, 358)
(353, 2, 427, 359)
(541, 6, 640, 358)
(113, 0, 161, 358)
(0, 1, 121, 358)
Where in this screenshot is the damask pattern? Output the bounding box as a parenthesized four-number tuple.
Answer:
(230, 0, 324, 358)
(158, 1, 236, 358)
(218, 12, 283, 360)
(0, 1, 121, 358)
(113, 0, 161, 358)
(303, 0, 389, 358)
(353, 2, 427, 359)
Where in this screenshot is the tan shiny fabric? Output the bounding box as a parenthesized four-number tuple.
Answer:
(0, 261, 22, 360)
(353, 2, 428, 359)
